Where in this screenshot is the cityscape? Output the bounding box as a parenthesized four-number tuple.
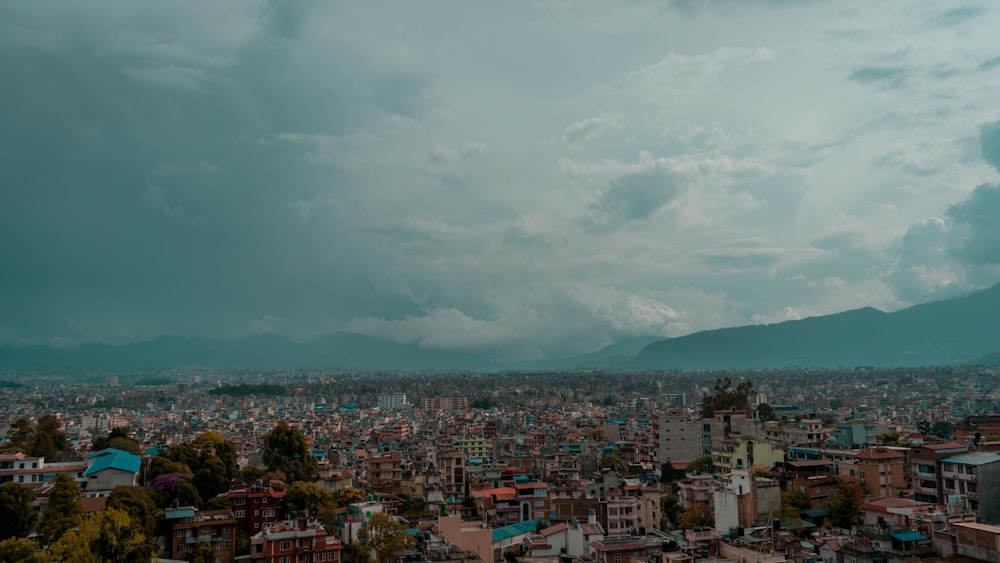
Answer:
(5, 1, 1000, 563)
(3, 365, 1000, 562)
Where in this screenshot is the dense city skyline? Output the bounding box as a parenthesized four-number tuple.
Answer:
(4, 1, 1000, 361)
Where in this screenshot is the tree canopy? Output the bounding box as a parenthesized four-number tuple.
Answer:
(37, 473, 83, 546)
(0, 482, 36, 540)
(829, 479, 863, 528)
(262, 421, 318, 484)
(360, 513, 415, 563)
(701, 377, 754, 418)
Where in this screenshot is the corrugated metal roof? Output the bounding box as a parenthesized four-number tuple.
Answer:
(493, 520, 539, 542)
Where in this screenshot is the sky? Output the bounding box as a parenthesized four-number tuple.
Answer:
(3, 1, 1000, 361)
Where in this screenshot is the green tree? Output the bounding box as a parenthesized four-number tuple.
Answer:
(0, 537, 47, 563)
(686, 455, 714, 474)
(236, 530, 251, 556)
(90, 508, 156, 563)
(262, 421, 318, 484)
(701, 377, 754, 417)
(344, 542, 372, 563)
(877, 431, 901, 446)
(675, 505, 714, 529)
(184, 541, 217, 563)
(931, 421, 953, 440)
(285, 481, 335, 518)
(0, 482, 37, 540)
(780, 487, 809, 519)
(359, 513, 415, 563)
(36, 473, 83, 545)
(598, 453, 627, 475)
(4, 419, 33, 453)
(829, 480, 863, 528)
(756, 403, 776, 421)
(239, 465, 265, 485)
(660, 496, 682, 529)
(147, 456, 192, 482)
(108, 486, 160, 539)
(331, 487, 367, 508)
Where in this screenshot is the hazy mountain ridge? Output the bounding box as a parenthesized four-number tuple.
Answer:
(631, 282, 1000, 369)
(3, 283, 1000, 371)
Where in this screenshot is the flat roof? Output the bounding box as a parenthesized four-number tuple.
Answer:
(940, 452, 1000, 466)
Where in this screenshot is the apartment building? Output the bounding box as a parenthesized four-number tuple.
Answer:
(165, 507, 238, 563)
(939, 451, 1000, 524)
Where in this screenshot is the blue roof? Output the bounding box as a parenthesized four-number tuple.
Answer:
(892, 531, 927, 542)
(165, 507, 196, 520)
(84, 449, 142, 476)
(940, 452, 1000, 466)
(493, 520, 538, 542)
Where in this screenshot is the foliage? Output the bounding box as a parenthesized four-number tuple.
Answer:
(660, 496, 682, 529)
(470, 396, 496, 409)
(108, 486, 160, 539)
(208, 383, 285, 396)
(239, 465, 265, 485)
(184, 541, 217, 563)
(331, 487, 367, 507)
(4, 415, 72, 457)
(877, 431, 901, 446)
(359, 513, 415, 563)
(756, 403, 776, 421)
(344, 542, 372, 563)
(89, 508, 156, 563)
(686, 455, 714, 474)
(93, 427, 142, 455)
(47, 526, 101, 563)
(701, 377, 754, 417)
(675, 505, 714, 530)
(780, 487, 809, 519)
(236, 530, 251, 556)
(931, 421, 952, 440)
(661, 463, 684, 483)
(37, 473, 83, 545)
(829, 480, 863, 528)
(147, 456, 192, 482)
(0, 482, 37, 540)
(262, 421, 318, 484)
(0, 537, 47, 563)
(284, 481, 335, 518)
(599, 453, 627, 475)
(150, 474, 203, 509)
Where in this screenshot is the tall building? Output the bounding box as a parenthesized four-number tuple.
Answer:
(939, 451, 1000, 524)
(376, 393, 407, 410)
(422, 397, 468, 411)
(652, 410, 701, 464)
(164, 507, 238, 563)
(247, 518, 343, 563)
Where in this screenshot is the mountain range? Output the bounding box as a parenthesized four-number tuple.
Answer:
(2, 282, 1000, 372)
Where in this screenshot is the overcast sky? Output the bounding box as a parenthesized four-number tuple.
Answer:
(3, 1, 1000, 360)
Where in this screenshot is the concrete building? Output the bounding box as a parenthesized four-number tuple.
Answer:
(247, 518, 342, 563)
(843, 447, 908, 499)
(164, 506, 238, 563)
(939, 451, 1000, 524)
(910, 441, 969, 504)
(653, 410, 702, 464)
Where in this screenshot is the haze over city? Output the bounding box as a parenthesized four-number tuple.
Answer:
(4, 1, 1000, 362)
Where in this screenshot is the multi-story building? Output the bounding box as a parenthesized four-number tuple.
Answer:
(454, 438, 492, 460)
(0, 452, 87, 489)
(939, 451, 1000, 524)
(652, 410, 701, 464)
(712, 437, 784, 474)
(367, 452, 403, 488)
(438, 451, 466, 500)
(422, 397, 468, 411)
(952, 416, 1000, 442)
(515, 481, 551, 522)
(701, 409, 760, 458)
(164, 507, 238, 563)
(248, 518, 343, 563)
(376, 393, 407, 410)
(911, 441, 968, 504)
(227, 483, 286, 535)
(842, 447, 908, 499)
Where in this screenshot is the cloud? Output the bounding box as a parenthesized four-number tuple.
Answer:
(982, 121, 1000, 172)
(847, 65, 910, 88)
(947, 183, 1000, 265)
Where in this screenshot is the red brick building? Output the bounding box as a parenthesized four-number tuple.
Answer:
(247, 518, 343, 563)
(227, 483, 287, 535)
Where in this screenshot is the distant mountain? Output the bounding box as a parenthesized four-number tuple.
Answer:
(630, 282, 1000, 369)
(521, 336, 666, 370)
(0, 332, 493, 372)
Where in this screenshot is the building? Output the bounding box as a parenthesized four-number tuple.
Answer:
(422, 397, 469, 411)
(377, 393, 407, 410)
(939, 451, 1000, 524)
(82, 448, 141, 491)
(712, 437, 784, 474)
(653, 410, 702, 464)
(367, 452, 403, 489)
(164, 506, 238, 563)
(910, 441, 969, 504)
(454, 438, 492, 460)
(227, 483, 287, 535)
(843, 447, 908, 499)
(0, 452, 87, 489)
(247, 518, 343, 563)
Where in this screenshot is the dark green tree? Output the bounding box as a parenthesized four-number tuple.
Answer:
(285, 481, 334, 518)
(756, 403, 776, 421)
(37, 473, 83, 545)
(90, 508, 156, 563)
(686, 455, 714, 474)
(185, 541, 217, 563)
(931, 421, 953, 440)
(780, 486, 809, 519)
(0, 537, 47, 563)
(359, 513, 415, 563)
(262, 421, 318, 484)
(236, 530, 251, 556)
(829, 480, 863, 528)
(660, 496, 681, 529)
(675, 505, 714, 529)
(108, 486, 160, 539)
(598, 453, 627, 475)
(147, 456, 191, 482)
(0, 482, 36, 540)
(701, 377, 754, 417)
(239, 465, 265, 485)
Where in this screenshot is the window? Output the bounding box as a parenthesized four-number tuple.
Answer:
(236, 510, 245, 518)
(234, 497, 245, 505)
(177, 530, 185, 537)
(614, 553, 623, 563)
(280, 558, 291, 563)
(263, 509, 275, 518)
(280, 541, 292, 551)
(316, 554, 326, 562)
(533, 500, 544, 507)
